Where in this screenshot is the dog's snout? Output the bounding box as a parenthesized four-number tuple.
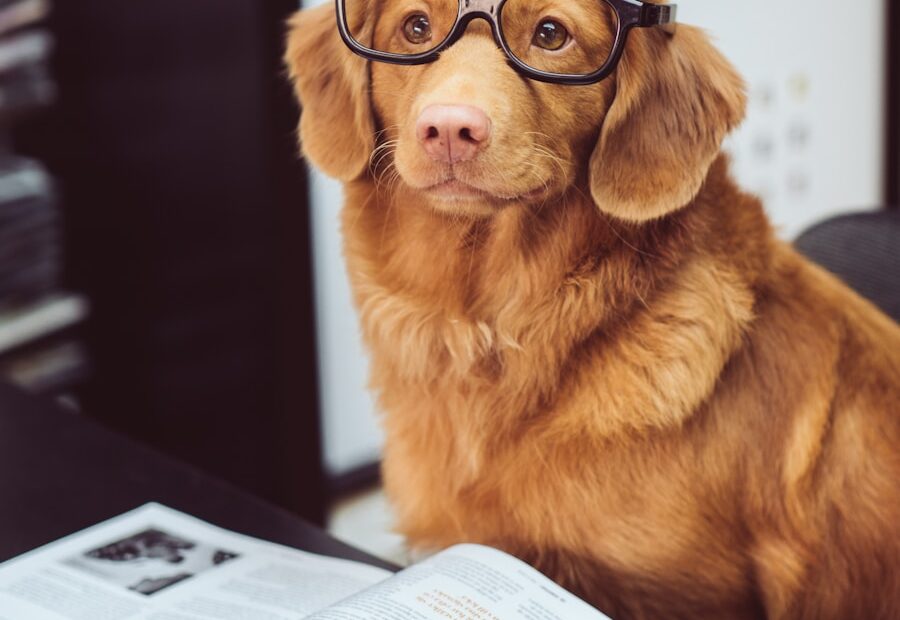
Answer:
(416, 104, 492, 164)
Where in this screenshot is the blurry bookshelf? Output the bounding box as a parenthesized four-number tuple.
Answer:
(13, 0, 325, 523)
(0, 0, 90, 400)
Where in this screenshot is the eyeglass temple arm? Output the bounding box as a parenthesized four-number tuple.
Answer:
(640, 3, 678, 35)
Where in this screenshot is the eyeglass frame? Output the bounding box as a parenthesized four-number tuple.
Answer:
(335, 0, 677, 86)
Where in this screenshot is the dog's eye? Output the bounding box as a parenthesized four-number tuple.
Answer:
(532, 19, 569, 51)
(403, 13, 432, 45)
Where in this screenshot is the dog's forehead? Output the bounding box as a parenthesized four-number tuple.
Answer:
(459, 0, 498, 14)
(368, 0, 490, 7)
(369, 0, 461, 8)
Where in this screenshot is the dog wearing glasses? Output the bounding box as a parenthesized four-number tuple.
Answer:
(286, 1, 900, 618)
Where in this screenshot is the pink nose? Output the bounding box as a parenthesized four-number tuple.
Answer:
(416, 104, 492, 164)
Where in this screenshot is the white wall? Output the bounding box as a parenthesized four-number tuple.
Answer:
(309, 172, 383, 477)
(679, 0, 885, 238)
(303, 0, 887, 475)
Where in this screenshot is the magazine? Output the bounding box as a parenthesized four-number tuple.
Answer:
(0, 503, 611, 619)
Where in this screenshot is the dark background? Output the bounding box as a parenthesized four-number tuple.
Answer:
(15, 0, 326, 524)
(888, 0, 899, 206)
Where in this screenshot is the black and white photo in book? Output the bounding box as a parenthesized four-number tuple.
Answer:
(63, 528, 240, 596)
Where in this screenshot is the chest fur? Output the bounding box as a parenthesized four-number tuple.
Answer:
(341, 182, 759, 608)
(368, 254, 756, 535)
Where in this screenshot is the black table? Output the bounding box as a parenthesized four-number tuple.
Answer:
(0, 382, 396, 571)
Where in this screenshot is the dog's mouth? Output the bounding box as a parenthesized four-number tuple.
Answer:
(420, 177, 546, 204)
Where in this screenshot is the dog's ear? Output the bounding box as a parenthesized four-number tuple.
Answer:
(590, 25, 746, 222)
(285, 4, 374, 181)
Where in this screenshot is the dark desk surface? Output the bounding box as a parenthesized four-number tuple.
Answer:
(0, 383, 396, 571)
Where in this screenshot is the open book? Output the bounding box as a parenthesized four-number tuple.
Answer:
(0, 504, 610, 620)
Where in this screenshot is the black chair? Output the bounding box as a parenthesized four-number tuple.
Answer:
(794, 210, 900, 323)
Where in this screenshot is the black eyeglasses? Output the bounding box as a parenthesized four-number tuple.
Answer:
(336, 0, 676, 86)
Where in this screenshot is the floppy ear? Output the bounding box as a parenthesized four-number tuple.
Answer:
(285, 4, 374, 181)
(590, 24, 747, 222)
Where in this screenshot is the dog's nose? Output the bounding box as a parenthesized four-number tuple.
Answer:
(416, 104, 491, 163)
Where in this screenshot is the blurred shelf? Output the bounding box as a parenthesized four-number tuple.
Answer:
(0, 294, 88, 358)
(2, 338, 89, 396)
(0, 1, 50, 37)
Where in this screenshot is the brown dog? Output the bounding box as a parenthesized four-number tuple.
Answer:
(286, 2, 900, 618)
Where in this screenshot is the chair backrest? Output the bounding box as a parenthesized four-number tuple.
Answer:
(794, 211, 900, 323)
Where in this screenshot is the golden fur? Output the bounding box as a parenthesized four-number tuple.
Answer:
(286, 3, 900, 618)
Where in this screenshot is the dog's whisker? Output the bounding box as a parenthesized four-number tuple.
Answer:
(386, 165, 404, 196)
(345, 187, 376, 237)
(370, 140, 399, 173)
(529, 145, 570, 182)
(379, 167, 404, 253)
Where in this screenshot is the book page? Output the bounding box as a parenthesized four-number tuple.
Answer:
(0, 503, 392, 620)
(309, 544, 612, 620)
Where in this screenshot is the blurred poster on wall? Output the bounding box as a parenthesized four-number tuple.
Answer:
(680, 0, 886, 238)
